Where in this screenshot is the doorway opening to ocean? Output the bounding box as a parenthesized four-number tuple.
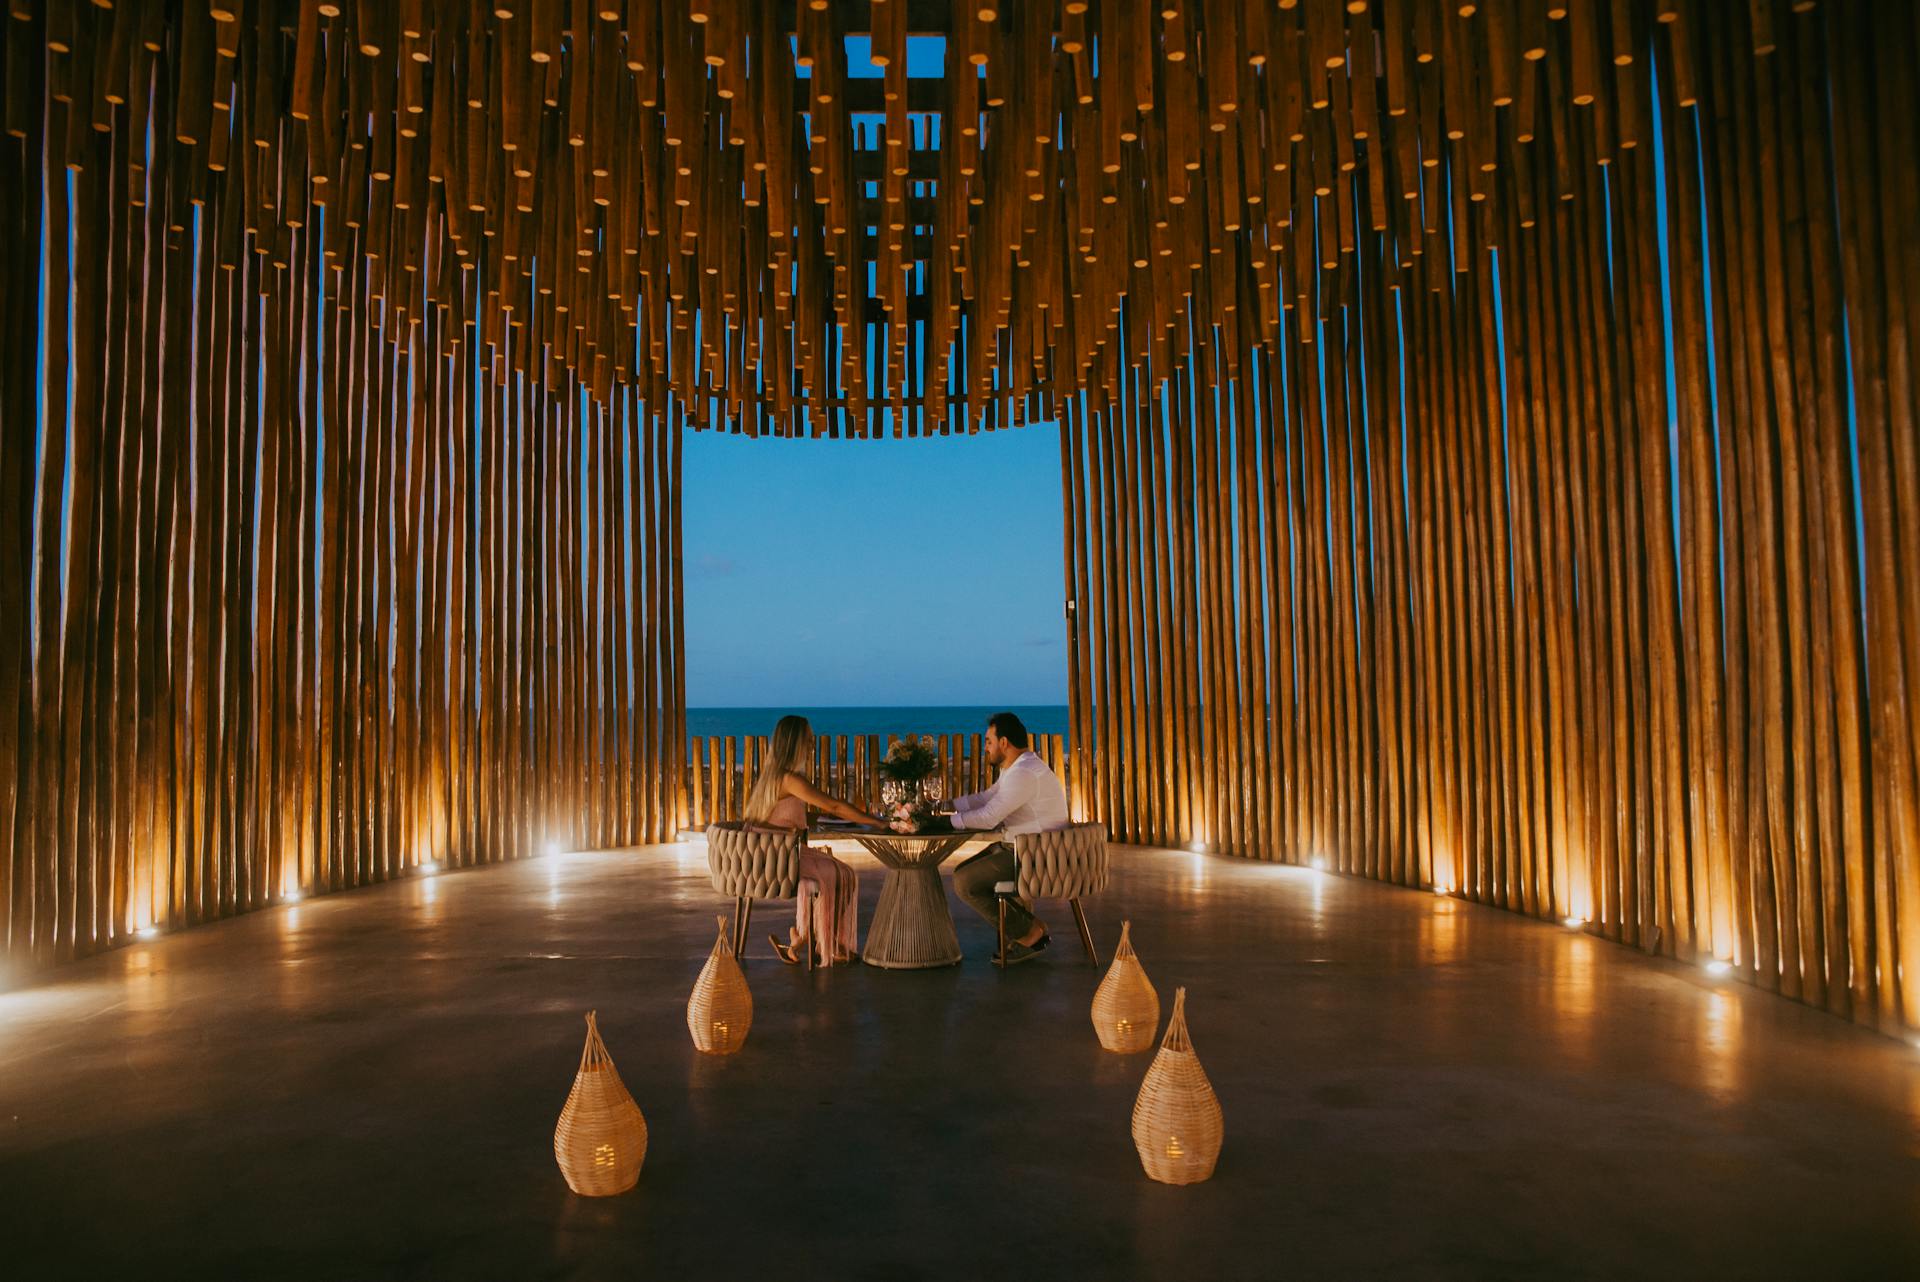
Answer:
(680, 426, 1071, 812)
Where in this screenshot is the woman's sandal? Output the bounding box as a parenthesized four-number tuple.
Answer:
(768, 932, 804, 966)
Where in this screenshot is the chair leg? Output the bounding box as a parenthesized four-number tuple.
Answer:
(995, 896, 1008, 969)
(736, 897, 754, 957)
(805, 887, 816, 972)
(1070, 899, 1098, 966)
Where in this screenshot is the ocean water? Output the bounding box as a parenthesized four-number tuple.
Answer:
(685, 705, 1070, 742)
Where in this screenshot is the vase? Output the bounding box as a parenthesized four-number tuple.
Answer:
(884, 778, 931, 812)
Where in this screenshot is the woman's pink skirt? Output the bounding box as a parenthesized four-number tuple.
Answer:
(796, 847, 859, 965)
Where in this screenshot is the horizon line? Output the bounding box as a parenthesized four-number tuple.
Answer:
(686, 701, 1069, 709)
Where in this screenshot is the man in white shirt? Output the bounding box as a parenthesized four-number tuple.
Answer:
(946, 712, 1070, 964)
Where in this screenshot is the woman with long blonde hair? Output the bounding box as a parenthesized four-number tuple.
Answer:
(744, 714, 883, 965)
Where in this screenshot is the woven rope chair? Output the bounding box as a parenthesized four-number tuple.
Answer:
(704, 822, 814, 967)
(994, 822, 1110, 966)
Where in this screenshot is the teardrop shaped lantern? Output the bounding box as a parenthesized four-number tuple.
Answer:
(1130, 987, 1223, 1185)
(554, 1011, 648, 1197)
(1091, 920, 1161, 1053)
(687, 915, 754, 1054)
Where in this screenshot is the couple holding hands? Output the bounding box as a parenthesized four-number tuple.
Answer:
(741, 711, 1069, 966)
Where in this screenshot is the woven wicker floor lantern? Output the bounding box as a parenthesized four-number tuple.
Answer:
(554, 1011, 648, 1197)
(1091, 920, 1161, 1053)
(687, 916, 754, 1054)
(1130, 988, 1224, 1185)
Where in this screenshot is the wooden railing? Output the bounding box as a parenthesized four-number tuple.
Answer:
(684, 732, 1069, 831)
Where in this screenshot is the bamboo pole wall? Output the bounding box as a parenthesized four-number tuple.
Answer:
(1059, 1, 1920, 1037)
(3, 3, 1917, 1043)
(1, 1, 683, 970)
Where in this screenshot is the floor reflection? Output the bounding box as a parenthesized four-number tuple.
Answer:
(1418, 896, 1463, 965)
(1699, 988, 1744, 1098)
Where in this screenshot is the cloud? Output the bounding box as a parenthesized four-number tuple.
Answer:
(694, 553, 736, 578)
(1022, 636, 1058, 648)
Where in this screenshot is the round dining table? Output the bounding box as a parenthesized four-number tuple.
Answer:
(810, 824, 998, 968)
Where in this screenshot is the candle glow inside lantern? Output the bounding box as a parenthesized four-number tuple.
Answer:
(1130, 987, 1224, 1185)
(1091, 920, 1161, 1053)
(554, 1011, 648, 1197)
(687, 915, 753, 1054)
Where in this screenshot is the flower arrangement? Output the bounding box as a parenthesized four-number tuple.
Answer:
(878, 736, 938, 784)
(879, 736, 944, 833)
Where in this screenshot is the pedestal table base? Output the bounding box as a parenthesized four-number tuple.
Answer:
(854, 833, 978, 969)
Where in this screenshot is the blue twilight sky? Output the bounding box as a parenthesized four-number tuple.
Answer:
(681, 427, 1069, 707)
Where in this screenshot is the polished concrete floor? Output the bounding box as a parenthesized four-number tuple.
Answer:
(2, 842, 1918, 1280)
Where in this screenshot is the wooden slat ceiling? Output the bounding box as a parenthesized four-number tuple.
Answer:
(11, 0, 1698, 438)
